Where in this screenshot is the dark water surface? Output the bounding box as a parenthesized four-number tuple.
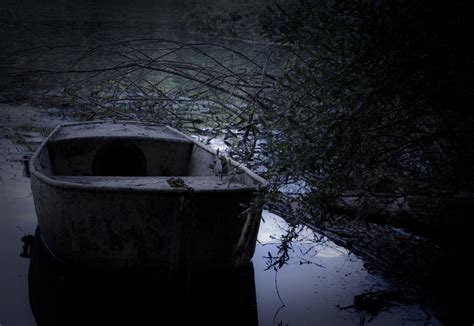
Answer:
(0, 2, 441, 324)
(0, 105, 441, 325)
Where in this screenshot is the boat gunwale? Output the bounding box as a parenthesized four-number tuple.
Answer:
(30, 121, 268, 194)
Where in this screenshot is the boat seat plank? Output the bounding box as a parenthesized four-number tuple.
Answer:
(50, 176, 251, 191)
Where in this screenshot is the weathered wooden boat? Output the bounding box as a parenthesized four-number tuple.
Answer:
(29, 121, 267, 275)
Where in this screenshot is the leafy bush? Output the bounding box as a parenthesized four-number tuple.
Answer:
(185, 0, 272, 39)
(259, 0, 474, 228)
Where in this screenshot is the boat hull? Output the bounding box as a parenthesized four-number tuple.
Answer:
(31, 174, 261, 274)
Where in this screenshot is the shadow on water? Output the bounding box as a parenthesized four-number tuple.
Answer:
(29, 227, 258, 326)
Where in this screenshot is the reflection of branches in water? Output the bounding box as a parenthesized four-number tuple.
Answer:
(297, 257, 325, 268)
(264, 225, 299, 270)
(264, 223, 332, 270)
(272, 270, 286, 326)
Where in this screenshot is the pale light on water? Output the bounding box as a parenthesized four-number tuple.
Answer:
(254, 211, 441, 325)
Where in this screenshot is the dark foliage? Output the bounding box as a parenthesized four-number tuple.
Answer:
(260, 0, 474, 230)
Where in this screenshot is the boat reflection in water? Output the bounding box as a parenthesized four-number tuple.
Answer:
(28, 227, 258, 326)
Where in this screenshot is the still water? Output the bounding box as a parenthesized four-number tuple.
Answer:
(1, 1, 440, 324)
(0, 105, 440, 325)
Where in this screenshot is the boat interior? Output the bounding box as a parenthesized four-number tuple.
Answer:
(32, 123, 262, 190)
